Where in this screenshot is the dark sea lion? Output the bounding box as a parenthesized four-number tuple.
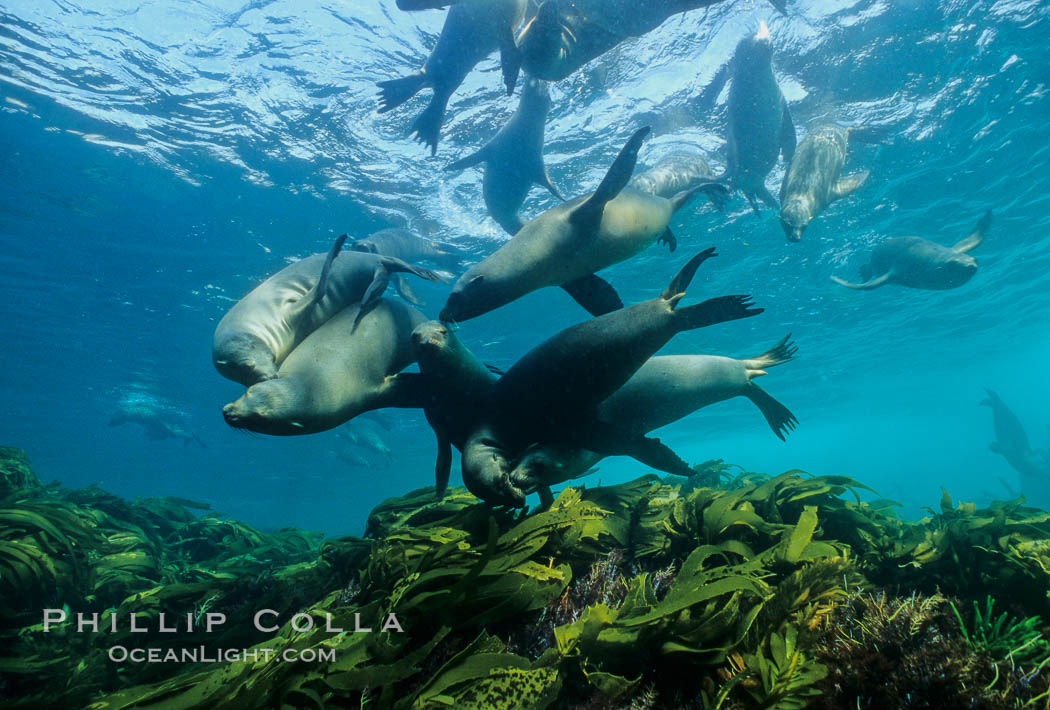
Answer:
(779, 124, 886, 242)
(411, 320, 500, 497)
(350, 227, 464, 305)
(629, 151, 716, 200)
(493, 336, 798, 498)
(719, 24, 795, 213)
(517, 0, 785, 83)
(377, 0, 528, 155)
(222, 299, 426, 436)
(832, 211, 991, 291)
(440, 126, 729, 322)
(462, 249, 763, 505)
(981, 389, 1050, 507)
(212, 235, 443, 387)
(445, 76, 562, 235)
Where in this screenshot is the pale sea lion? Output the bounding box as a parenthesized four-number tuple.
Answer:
(350, 227, 464, 305)
(517, 0, 785, 83)
(212, 234, 443, 387)
(377, 0, 528, 155)
(445, 76, 562, 235)
(504, 336, 798, 497)
(440, 126, 728, 322)
(719, 24, 795, 213)
(222, 299, 426, 436)
(832, 211, 991, 291)
(779, 124, 886, 242)
(462, 249, 763, 505)
(629, 151, 716, 200)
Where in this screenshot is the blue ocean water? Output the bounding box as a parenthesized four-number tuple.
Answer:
(1, 0, 1048, 536)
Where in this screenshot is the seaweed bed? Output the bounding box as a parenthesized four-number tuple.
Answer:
(1, 446, 1049, 709)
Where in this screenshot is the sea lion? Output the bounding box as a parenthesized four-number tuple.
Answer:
(445, 76, 562, 235)
(212, 234, 443, 387)
(462, 248, 763, 505)
(779, 125, 885, 242)
(109, 411, 205, 448)
(517, 0, 785, 83)
(377, 0, 528, 155)
(350, 227, 464, 305)
(981, 389, 1050, 508)
(628, 151, 717, 200)
(719, 24, 795, 213)
(222, 299, 426, 436)
(440, 126, 729, 322)
(502, 336, 798, 496)
(832, 211, 992, 291)
(412, 320, 500, 497)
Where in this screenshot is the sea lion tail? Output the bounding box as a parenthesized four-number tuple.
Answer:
(377, 73, 427, 113)
(743, 333, 798, 372)
(746, 385, 798, 441)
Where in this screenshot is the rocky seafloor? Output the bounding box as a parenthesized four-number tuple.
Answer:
(1, 446, 1048, 709)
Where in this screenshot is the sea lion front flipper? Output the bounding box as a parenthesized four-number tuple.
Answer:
(379, 372, 429, 409)
(287, 233, 347, 324)
(779, 98, 797, 162)
(354, 263, 391, 330)
(830, 272, 893, 290)
(561, 273, 624, 316)
(445, 146, 489, 172)
(435, 437, 452, 499)
(745, 384, 798, 441)
(499, 23, 522, 96)
(393, 273, 425, 306)
(830, 171, 869, 201)
(659, 228, 677, 252)
(579, 422, 693, 477)
(755, 184, 780, 210)
(535, 166, 564, 201)
(569, 126, 650, 232)
(953, 210, 992, 253)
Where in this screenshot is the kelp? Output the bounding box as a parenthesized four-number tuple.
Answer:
(5, 445, 1050, 709)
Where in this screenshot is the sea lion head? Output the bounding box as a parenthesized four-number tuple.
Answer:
(779, 197, 811, 242)
(461, 428, 527, 507)
(439, 274, 497, 323)
(411, 320, 458, 366)
(734, 23, 774, 72)
(213, 333, 278, 386)
(222, 380, 305, 435)
(937, 251, 978, 287)
(521, 76, 552, 114)
(518, 0, 574, 80)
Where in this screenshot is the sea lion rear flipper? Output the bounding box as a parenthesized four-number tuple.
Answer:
(354, 264, 391, 330)
(742, 333, 798, 371)
(485, 363, 506, 376)
(435, 437, 452, 499)
(409, 92, 450, 156)
(377, 73, 428, 114)
(745, 384, 798, 441)
(393, 273, 425, 306)
(755, 184, 779, 210)
(499, 23, 522, 95)
(953, 210, 992, 253)
(830, 171, 869, 201)
(445, 146, 489, 172)
(383, 256, 448, 283)
(663, 249, 765, 328)
(669, 181, 730, 213)
(561, 273, 624, 316)
(535, 167, 564, 201)
(580, 423, 693, 477)
(288, 233, 347, 323)
(744, 192, 762, 214)
(830, 272, 892, 290)
(658, 228, 677, 252)
(569, 126, 651, 232)
(779, 98, 797, 162)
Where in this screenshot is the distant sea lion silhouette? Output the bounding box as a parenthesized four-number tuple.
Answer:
(110, 411, 205, 448)
(981, 389, 1050, 506)
(779, 124, 886, 242)
(629, 151, 717, 200)
(445, 76, 562, 234)
(222, 299, 426, 435)
(517, 0, 785, 83)
(832, 211, 991, 291)
(461, 249, 763, 505)
(713, 24, 795, 213)
(440, 126, 728, 322)
(212, 234, 442, 386)
(504, 336, 798, 497)
(377, 0, 528, 155)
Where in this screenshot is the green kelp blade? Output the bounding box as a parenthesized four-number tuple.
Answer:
(779, 506, 819, 564)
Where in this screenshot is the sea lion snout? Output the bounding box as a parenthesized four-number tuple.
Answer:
(412, 321, 451, 351)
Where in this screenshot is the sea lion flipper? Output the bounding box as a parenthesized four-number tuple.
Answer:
(755, 184, 779, 210)
(380, 372, 429, 408)
(561, 274, 624, 316)
(658, 228, 677, 252)
(354, 264, 391, 330)
(435, 437, 452, 499)
(538, 486, 555, 509)
(830, 171, 869, 201)
(830, 273, 892, 290)
(846, 125, 889, 145)
(377, 73, 427, 114)
(746, 384, 798, 441)
(408, 93, 449, 156)
(953, 210, 992, 253)
(446, 146, 489, 172)
(674, 295, 764, 330)
(669, 181, 730, 213)
(569, 126, 651, 231)
(383, 256, 448, 284)
(393, 273, 425, 306)
(499, 23, 522, 95)
(580, 423, 693, 477)
(779, 98, 797, 162)
(288, 233, 347, 323)
(536, 167, 563, 201)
